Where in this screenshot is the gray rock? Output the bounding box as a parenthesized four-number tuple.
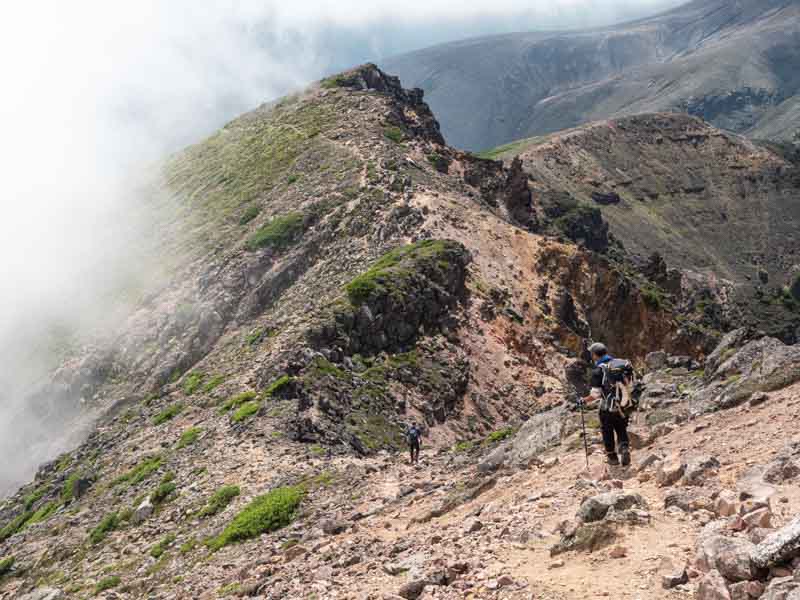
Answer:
(645, 350, 668, 371)
(697, 569, 731, 600)
(398, 580, 428, 600)
(696, 532, 757, 582)
(550, 521, 617, 556)
(728, 580, 765, 600)
(683, 456, 721, 486)
(577, 492, 647, 523)
(477, 446, 506, 474)
(504, 406, 567, 469)
(662, 570, 689, 589)
(464, 518, 483, 533)
(760, 576, 800, 600)
(17, 590, 64, 600)
(752, 515, 800, 569)
(131, 496, 153, 524)
(320, 519, 348, 535)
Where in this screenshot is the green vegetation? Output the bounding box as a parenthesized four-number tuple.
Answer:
(484, 427, 516, 445)
(245, 328, 265, 346)
(320, 74, 347, 89)
(118, 507, 134, 523)
(426, 152, 449, 172)
(179, 537, 198, 554)
(204, 374, 225, 393)
(475, 138, 531, 160)
(149, 533, 176, 559)
(27, 501, 58, 525)
(176, 427, 202, 449)
(112, 455, 162, 488)
(641, 285, 666, 310)
(89, 512, 119, 545)
(153, 403, 183, 426)
(452, 440, 475, 453)
(345, 239, 459, 306)
(218, 583, 243, 597)
(245, 212, 305, 251)
(232, 401, 261, 423)
(206, 486, 304, 551)
(0, 556, 14, 577)
(199, 485, 241, 517)
(61, 472, 82, 504)
(23, 486, 47, 511)
(151, 473, 177, 505)
(307, 357, 347, 380)
(287, 174, 299, 185)
(219, 391, 257, 413)
(239, 204, 261, 225)
(183, 372, 205, 395)
(383, 126, 405, 143)
(95, 575, 121, 594)
(309, 445, 325, 456)
(264, 374, 292, 397)
(0, 510, 34, 542)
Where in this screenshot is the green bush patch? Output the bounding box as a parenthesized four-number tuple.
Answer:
(220, 391, 258, 413)
(203, 375, 225, 393)
(207, 486, 304, 551)
(95, 575, 121, 594)
(239, 204, 261, 225)
(112, 455, 163, 488)
(384, 126, 404, 143)
(232, 401, 261, 423)
(264, 375, 292, 397)
(0, 555, 14, 577)
(151, 473, 177, 505)
(344, 240, 458, 306)
(245, 212, 305, 251)
(27, 501, 58, 526)
(199, 485, 241, 518)
(23, 486, 46, 511)
(183, 372, 205, 395)
(484, 427, 515, 445)
(150, 533, 176, 559)
(176, 427, 202, 449)
(153, 403, 184, 426)
(89, 512, 119, 545)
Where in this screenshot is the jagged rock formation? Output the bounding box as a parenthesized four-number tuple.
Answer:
(384, 0, 800, 151)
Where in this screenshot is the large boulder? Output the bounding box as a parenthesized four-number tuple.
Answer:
(696, 531, 758, 582)
(751, 515, 800, 569)
(550, 521, 617, 556)
(577, 492, 648, 523)
(503, 406, 567, 469)
(697, 570, 732, 600)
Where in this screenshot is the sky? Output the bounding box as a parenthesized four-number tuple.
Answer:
(0, 0, 685, 493)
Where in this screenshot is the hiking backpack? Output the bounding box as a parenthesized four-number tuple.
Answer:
(407, 427, 421, 445)
(599, 359, 640, 415)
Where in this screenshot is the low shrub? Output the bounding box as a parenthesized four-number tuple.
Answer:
(112, 456, 162, 488)
(95, 575, 121, 594)
(245, 212, 305, 251)
(203, 375, 225, 393)
(384, 126, 404, 143)
(206, 486, 304, 551)
(89, 512, 119, 545)
(232, 401, 261, 423)
(264, 375, 292, 397)
(149, 533, 176, 559)
(199, 485, 241, 517)
(239, 204, 261, 225)
(176, 427, 202, 449)
(219, 391, 257, 413)
(0, 555, 14, 577)
(153, 403, 183, 426)
(183, 372, 205, 395)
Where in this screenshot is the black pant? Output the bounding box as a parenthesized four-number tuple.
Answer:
(599, 410, 629, 457)
(409, 440, 420, 463)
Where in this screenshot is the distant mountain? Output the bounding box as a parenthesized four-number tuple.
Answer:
(383, 0, 800, 150)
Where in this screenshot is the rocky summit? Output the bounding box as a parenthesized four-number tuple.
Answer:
(1, 61, 800, 600)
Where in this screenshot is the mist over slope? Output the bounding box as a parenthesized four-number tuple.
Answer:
(384, 0, 800, 150)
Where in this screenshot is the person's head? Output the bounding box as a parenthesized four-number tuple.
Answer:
(412, 421, 418, 428)
(588, 342, 608, 361)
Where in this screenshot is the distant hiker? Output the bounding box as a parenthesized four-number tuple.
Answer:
(581, 342, 637, 467)
(406, 422, 422, 464)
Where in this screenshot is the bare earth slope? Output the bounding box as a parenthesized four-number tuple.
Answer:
(501, 113, 800, 343)
(383, 0, 800, 151)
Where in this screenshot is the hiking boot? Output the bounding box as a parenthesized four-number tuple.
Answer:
(607, 453, 620, 466)
(620, 446, 631, 467)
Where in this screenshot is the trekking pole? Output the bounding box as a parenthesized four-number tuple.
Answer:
(578, 397, 590, 470)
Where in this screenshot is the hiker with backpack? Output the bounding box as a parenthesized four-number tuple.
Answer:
(580, 342, 637, 467)
(406, 422, 422, 465)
